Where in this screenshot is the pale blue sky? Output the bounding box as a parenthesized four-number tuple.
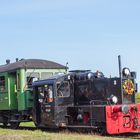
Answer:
(0, 0, 140, 78)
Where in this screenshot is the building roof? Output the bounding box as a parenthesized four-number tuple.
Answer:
(0, 59, 66, 72)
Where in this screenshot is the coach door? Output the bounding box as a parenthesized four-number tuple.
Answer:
(36, 84, 54, 126)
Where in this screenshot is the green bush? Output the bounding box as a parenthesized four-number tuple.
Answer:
(135, 93, 140, 103)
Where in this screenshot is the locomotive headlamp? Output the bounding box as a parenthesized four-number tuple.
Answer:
(111, 96, 118, 104)
(87, 73, 93, 79)
(109, 95, 118, 104)
(96, 70, 104, 78)
(67, 75, 71, 80)
(121, 105, 129, 114)
(111, 95, 118, 104)
(122, 68, 131, 77)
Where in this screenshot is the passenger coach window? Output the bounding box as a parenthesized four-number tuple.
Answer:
(41, 72, 53, 80)
(27, 77, 38, 88)
(26, 72, 39, 88)
(0, 76, 6, 92)
(17, 73, 20, 90)
(57, 81, 70, 97)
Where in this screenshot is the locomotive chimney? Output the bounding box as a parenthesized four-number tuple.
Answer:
(6, 59, 10, 64)
(16, 58, 19, 62)
(118, 55, 122, 78)
(118, 55, 123, 101)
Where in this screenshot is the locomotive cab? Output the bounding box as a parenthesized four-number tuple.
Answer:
(32, 74, 74, 127)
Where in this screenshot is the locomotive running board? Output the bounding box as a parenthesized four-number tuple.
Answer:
(66, 125, 98, 129)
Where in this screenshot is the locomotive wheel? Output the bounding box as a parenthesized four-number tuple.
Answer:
(34, 122, 38, 127)
(3, 122, 8, 127)
(10, 122, 20, 129)
(98, 128, 107, 136)
(34, 122, 41, 129)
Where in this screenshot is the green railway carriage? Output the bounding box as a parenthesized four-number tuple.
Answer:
(0, 59, 66, 128)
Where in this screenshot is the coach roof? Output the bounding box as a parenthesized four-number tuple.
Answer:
(0, 59, 66, 72)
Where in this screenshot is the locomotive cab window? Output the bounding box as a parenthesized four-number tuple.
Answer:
(37, 85, 54, 103)
(0, 76, 6, 93)
(57, 81, 70, 98)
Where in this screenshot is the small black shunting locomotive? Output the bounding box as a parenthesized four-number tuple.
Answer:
(32, 56, 140, 134)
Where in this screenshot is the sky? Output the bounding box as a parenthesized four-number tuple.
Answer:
(0, 0, 140, 79)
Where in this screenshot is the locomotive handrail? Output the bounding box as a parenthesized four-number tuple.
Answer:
(90, 100, 108, 105)
(78, 100, 108, 105)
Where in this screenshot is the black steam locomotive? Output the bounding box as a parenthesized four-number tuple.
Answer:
(32, 56, 140, 134)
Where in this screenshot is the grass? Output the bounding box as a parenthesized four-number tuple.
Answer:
(135, 93, 140, 103)
(0, 126, 138, 140)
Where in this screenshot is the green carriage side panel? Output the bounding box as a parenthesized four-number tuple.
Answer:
(0, 93, 9, 110)
(0, 73, 9, 110)
(0, 72, 18, 110)
(8, 73, 18, 109)
(17, 69, 26, 111)
(25, 90, 33, 109)
(17, 93, 26, 111)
